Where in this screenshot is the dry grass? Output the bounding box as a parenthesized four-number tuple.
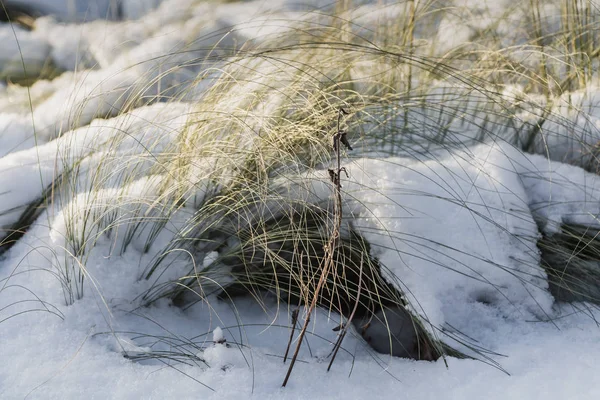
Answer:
(3, 0, 600, 382)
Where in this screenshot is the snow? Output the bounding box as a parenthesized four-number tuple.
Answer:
(347, 145, 555, 329)
(1, 0, 600, 399)
(4, 0, 164, 22)
(0, 23, 50, 81)
(212, 326, 225, 343)
(5, 138, 600, 397)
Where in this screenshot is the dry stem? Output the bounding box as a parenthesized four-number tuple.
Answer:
(282, 108, 349, 387)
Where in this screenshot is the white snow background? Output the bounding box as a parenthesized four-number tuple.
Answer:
(1, 0, 600, 399)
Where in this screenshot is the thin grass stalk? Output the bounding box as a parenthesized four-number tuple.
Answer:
(327, 256, 363, 371)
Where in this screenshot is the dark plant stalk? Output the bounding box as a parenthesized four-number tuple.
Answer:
(283, 308, 299, 363)
(327, 257, 363, 371)
(282, 108, 350, 387)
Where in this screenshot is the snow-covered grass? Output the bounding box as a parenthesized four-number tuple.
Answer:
(2, 0, 600, 398)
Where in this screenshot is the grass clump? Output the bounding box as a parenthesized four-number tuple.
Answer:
(539, 222, 600, 304)
(6, 0, 600, 386)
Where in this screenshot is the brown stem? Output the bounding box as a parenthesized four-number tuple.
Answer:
(327, 257, 363, 371)
(283, 309, 299, 363)
(282, 108, 347, 387)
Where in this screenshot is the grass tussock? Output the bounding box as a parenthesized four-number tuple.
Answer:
(5, 0, 600, 383)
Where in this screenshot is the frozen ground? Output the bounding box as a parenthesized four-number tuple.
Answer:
(1, 0, 600, 399)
